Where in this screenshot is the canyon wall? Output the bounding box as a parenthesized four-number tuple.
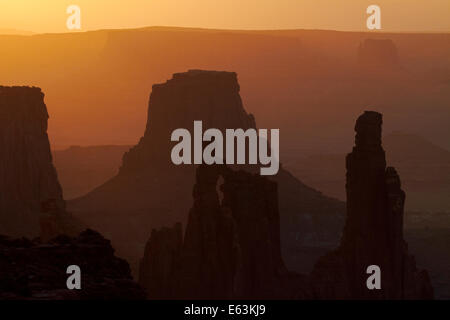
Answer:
(0, 86, 73, 238)
(0, 87, 142, 299)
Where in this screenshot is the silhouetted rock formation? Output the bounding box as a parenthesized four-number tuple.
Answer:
(358, 39, 401, 72)
(309, 111, 433, 299)
(69, 70, 344, 273)
(138, 223, 183, 299)
(139, 165, 306, 299)
(0, 86, 80, 238)
(122, 70, 256, 171)
(140, 113, 434, 299)
(0, 229, 145, 300)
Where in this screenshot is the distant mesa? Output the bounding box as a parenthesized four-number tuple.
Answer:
(120, 69, 255, 172)
(1, 27, 449, 153)
(358, 39, 401, 72)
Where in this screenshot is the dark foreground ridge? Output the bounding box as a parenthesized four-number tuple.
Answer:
(0, 86, 145, 300)
(0, 229, 146, 299)
(139, 111, 433, 299)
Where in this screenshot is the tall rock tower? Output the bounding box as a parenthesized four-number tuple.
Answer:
(343, 111, 406, 297)
(310, 111, 433, 299)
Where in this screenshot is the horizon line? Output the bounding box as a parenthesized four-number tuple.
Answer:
(1, 25, 450, 36)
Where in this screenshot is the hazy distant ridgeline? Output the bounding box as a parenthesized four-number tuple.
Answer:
(283, 132, 450, 212)
(0, 29, 34, 35)
(52, 145, 131, 199)
(51, 132, 450, 211)
(0, 27, 449, 152)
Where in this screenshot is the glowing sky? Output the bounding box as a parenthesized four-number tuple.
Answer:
(0, 0, 449, 33)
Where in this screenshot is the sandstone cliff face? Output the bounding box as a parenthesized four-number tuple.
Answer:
(121, 70, 256, 172)
(0, 229, 145, 300)
(309, 111, 433, 299)
(139, 165, 306, 299)
(69, 70, 344, 274)
(0, 86, 66, 237)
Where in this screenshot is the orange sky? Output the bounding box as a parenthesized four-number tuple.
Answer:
(0, 0, 449, 33)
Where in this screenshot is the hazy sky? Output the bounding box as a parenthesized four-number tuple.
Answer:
(0, 0, 449, 33)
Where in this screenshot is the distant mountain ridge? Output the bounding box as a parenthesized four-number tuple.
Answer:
(0, 26, 449, 151)
(52, 145, 132, 199)
(284, 132, 450, 212)
(0, 28, 34, 35)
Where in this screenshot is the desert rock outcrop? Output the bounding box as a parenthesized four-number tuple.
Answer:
(309, 111, 433, 299)
(0, 229, 145, 300)
(0, 86, 79, 238)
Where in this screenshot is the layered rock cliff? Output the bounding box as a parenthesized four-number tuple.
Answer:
(309, 111, 433, 299)
(69, 70, 344, 273)
(0, 86, 78, 238)
(0, 229, 145, 300)
(121, 70, 256, 172)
